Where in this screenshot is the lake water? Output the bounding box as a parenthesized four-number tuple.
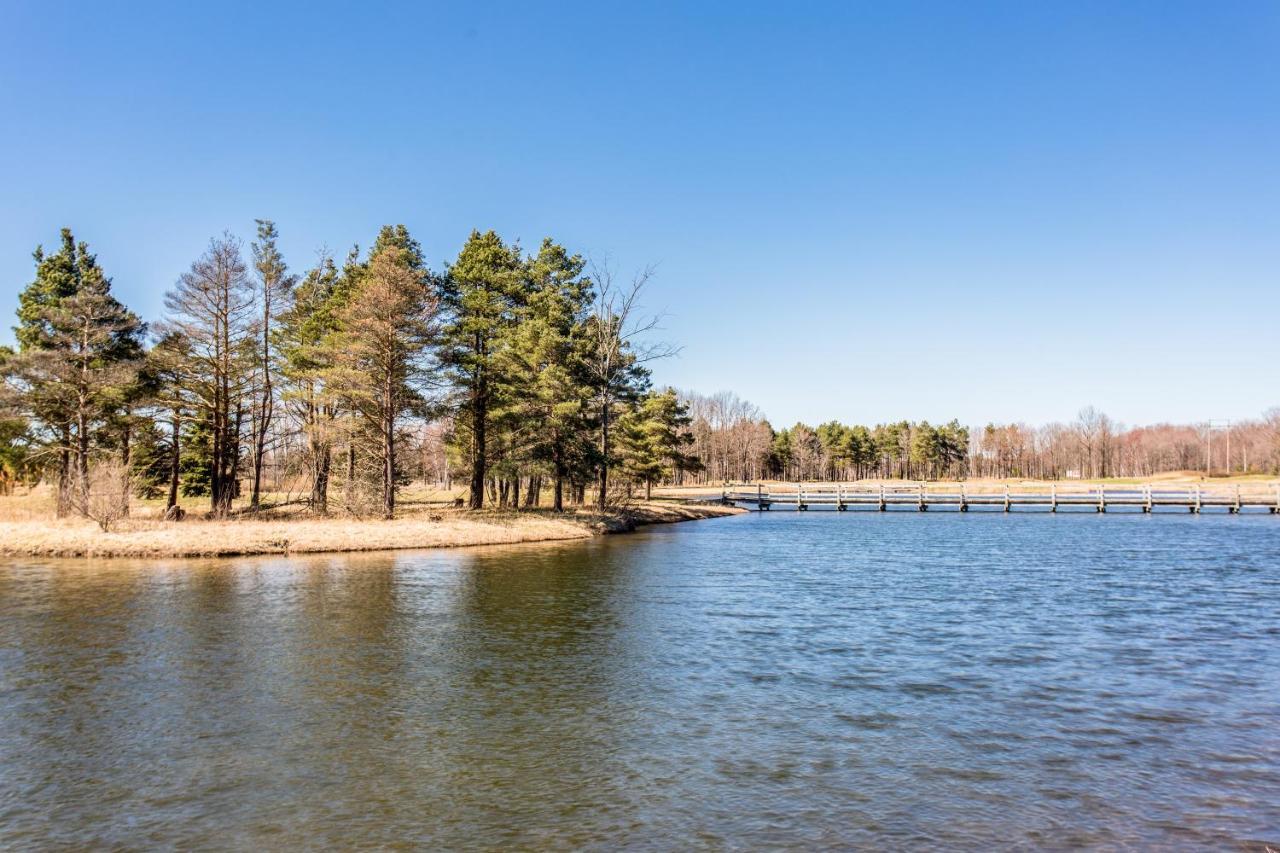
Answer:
(2, 510, 1279, 848)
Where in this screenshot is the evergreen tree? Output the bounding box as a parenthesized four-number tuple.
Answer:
(503, 238, 595, 510)
(247, 219, 295, 509)
(439, 230, 525, 509)
(618, 388, 701, 500)
(279, 252, 349, 513)
(327, 237, 438, 518)
(10, 230, 143, 515)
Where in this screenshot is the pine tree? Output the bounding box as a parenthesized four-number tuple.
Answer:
(439, 230, 525, 509)
(500, 239, 595, 510)
(10, 230, 144, 516)
(618, 388, 702, 500)
(279, 253, 349, 513)
(247, 220, 295, 510)
(327, 236, 438, 518)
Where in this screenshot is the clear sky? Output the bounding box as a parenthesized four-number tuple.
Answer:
(2, 1, 1277, 429)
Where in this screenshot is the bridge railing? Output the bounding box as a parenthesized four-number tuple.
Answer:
(722, 481, 1280, 508)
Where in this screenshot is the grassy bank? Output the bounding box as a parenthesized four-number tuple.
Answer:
(0, 501, 742, 559)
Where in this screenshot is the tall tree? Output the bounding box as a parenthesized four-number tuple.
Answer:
(279, 252, 351, 513)
(13, 230, 86, 514)
(247, 220, 295, 509)
(503, 239, 595, 511)
(439, 230, 524, 509)
(584, 262, 674, 509)
(328, 236, 438, 518)
(10, 230, 143, 515)
(159, 234, 254, 517)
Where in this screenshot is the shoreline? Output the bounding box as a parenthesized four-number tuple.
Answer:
(0, 502, 744, 560)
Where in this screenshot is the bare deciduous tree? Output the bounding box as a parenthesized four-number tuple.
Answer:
(585, 260, 677, 509)
(159, 234, 255, 518)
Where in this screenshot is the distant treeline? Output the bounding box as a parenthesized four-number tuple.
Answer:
(680, 392, 1280, 483)
(0, 225, 701, 518)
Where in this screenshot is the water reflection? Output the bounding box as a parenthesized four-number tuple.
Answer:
(2, 513, 1279, 847)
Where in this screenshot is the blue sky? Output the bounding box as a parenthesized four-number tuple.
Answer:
(2, 1, 1277, 428)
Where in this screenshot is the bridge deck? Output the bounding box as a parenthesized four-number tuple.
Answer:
(722, 484, 1280, 514)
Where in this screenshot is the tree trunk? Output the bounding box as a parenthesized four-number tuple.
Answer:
(468, 341, 487, 510)
(345, 442, 356, 510)
(251, 294, 273, 511)
(119, 417, 132, 518)
(382, 410, 395, 520)
(597, 399, 610, 510)
(167, 411, 181, 511)
(221, 403, 244, 515)
(311, 440, 331, 514)
(76, 411, 90, 515)
(56, 426, 72, 519)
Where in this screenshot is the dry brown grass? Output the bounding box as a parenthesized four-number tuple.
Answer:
(0, 496, 742, 559)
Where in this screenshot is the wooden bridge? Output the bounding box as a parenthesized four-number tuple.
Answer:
(722, 483, 1280, 514)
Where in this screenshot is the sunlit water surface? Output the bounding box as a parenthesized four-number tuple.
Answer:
(2, 510, 1279, 848)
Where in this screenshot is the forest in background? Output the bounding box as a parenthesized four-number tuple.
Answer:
(680, 391, 1280, 484)
(3, 225, 1278, 529)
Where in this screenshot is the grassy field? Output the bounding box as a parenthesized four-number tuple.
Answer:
(0, 487, 742, 559)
